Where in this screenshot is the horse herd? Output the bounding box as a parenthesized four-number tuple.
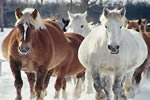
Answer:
(1, 7, 150, 100)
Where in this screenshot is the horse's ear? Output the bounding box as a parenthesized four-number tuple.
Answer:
(143, 18, 147, 24)
(120, 7, 126, 17)
(31, 9, 38, 19)
(82, 11, 87, 18)
(62, 18, 70, 25)
(138, 19, 142, 25)
(15, 8, 23, 20)
(103, 7, 110, 17)
(68, 11, 74, 19)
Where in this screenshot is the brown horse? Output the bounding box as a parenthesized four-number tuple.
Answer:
(2, 8, 77, 100)
(126, 18, 150, 85)
(51, 33, 85, 99)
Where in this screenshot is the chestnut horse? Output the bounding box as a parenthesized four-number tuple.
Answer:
(51, 33, 85, 99)
(2, 8, 76, 100)
(126, 18, 150, 85)
(43, 17, 85, 99)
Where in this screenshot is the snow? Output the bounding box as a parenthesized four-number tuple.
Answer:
(0, 28, 150, 100)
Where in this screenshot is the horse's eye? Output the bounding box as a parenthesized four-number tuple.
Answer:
(105, 25, 107, 29)
(81, 25, 84, 28)
(120, 26, 122, 29)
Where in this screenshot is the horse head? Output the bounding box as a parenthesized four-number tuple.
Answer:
(15, 8, 46, 56)
(101, 7, 126, 54)
(66, 11, 90, 36)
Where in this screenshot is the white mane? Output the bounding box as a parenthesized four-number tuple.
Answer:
(100, 8, 127, 26)
(15, 8, 46, 30)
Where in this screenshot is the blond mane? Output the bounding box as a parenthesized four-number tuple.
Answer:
(15, 8, 46, 30)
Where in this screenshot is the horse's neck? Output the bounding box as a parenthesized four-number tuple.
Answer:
(83, 24, 91, 37)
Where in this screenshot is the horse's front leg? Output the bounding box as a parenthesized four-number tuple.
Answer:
(102, 75, 113, 100)
(84, 70, 94, 94)
(113, 71, 126, 100)
(35, 67, 48, 100)
(9, 57, 23, 100)
(54, 72, 66, 99)
(124, 70, 136, 99)
(25, 72, 36, 100)
(90, 65, 105, 100)
(43, 69, 54, 97)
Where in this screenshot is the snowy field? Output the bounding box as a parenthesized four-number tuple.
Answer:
(0, 28, 150, 100)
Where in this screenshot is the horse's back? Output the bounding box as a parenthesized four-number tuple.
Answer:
(2, 28, 17, 60)
(54, 32, 85, 77)
(44, 21, 72, 69)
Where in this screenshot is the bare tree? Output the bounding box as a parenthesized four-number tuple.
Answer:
(0, 0, 4, 32)
(70, 0, 73, 11)
(80, 0, 98, 12)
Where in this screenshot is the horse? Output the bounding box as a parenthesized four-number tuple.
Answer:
(43, 33, 85, 100)
(2, 8, 77, 100)
(126, 18, 150, 84)
(62, 18, 70, 32)
(66, 11, 100, 94)
(66, 11, 91, 37)
(78, 7, 148, 100)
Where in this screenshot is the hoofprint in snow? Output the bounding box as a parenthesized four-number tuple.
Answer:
(0, 28, 150, 100)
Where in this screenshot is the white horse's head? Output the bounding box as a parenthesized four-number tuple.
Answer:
(101, 8, 126, 54)
(67, 11, 90, 37)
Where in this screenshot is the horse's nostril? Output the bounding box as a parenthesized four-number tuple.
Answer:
(116, 45, 120, 49)
(19, 46, 30, 52)
(108, 45, 112, 50)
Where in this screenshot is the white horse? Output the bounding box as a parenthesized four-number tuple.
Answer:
(66, 11, 97, 94)
(67, 11, 91, 37)
(78, 7, 148, 100)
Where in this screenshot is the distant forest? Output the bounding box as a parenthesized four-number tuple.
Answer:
(2, 0, 150, 28)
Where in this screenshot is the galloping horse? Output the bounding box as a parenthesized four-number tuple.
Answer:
(78, 8, 148, 100)
(2, 8, 75, 100)
(126, 18, 150, 84)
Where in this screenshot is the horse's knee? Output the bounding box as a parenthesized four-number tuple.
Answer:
(14, 79, 23, 89)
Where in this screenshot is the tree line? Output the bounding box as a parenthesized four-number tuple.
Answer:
(1, 0, 150, 30)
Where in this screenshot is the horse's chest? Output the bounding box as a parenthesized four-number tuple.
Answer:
(21, 59, 35, 73)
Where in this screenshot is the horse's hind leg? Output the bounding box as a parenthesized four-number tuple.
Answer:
(54, 74, 65, 99)
(25, 72, 36, 100)
(9, 57, 23, 100)
(35, 67, 48, 100)
(62, 79, 67, 100)
(73, 71, 84, 99)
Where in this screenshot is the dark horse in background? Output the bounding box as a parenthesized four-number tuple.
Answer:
(2, 8, 76, 100)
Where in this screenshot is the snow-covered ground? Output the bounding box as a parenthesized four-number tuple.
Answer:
(0, 28, 150, 100)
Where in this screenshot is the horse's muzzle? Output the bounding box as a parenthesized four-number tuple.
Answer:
(108, 45, 119, 54)
(18, 46, 30, 56)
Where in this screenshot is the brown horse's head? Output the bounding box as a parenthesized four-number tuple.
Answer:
(15, 8, 46, 56)
(126, 18, 147, 32)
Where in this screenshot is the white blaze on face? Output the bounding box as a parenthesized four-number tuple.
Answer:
(23, 23, 28, 41)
